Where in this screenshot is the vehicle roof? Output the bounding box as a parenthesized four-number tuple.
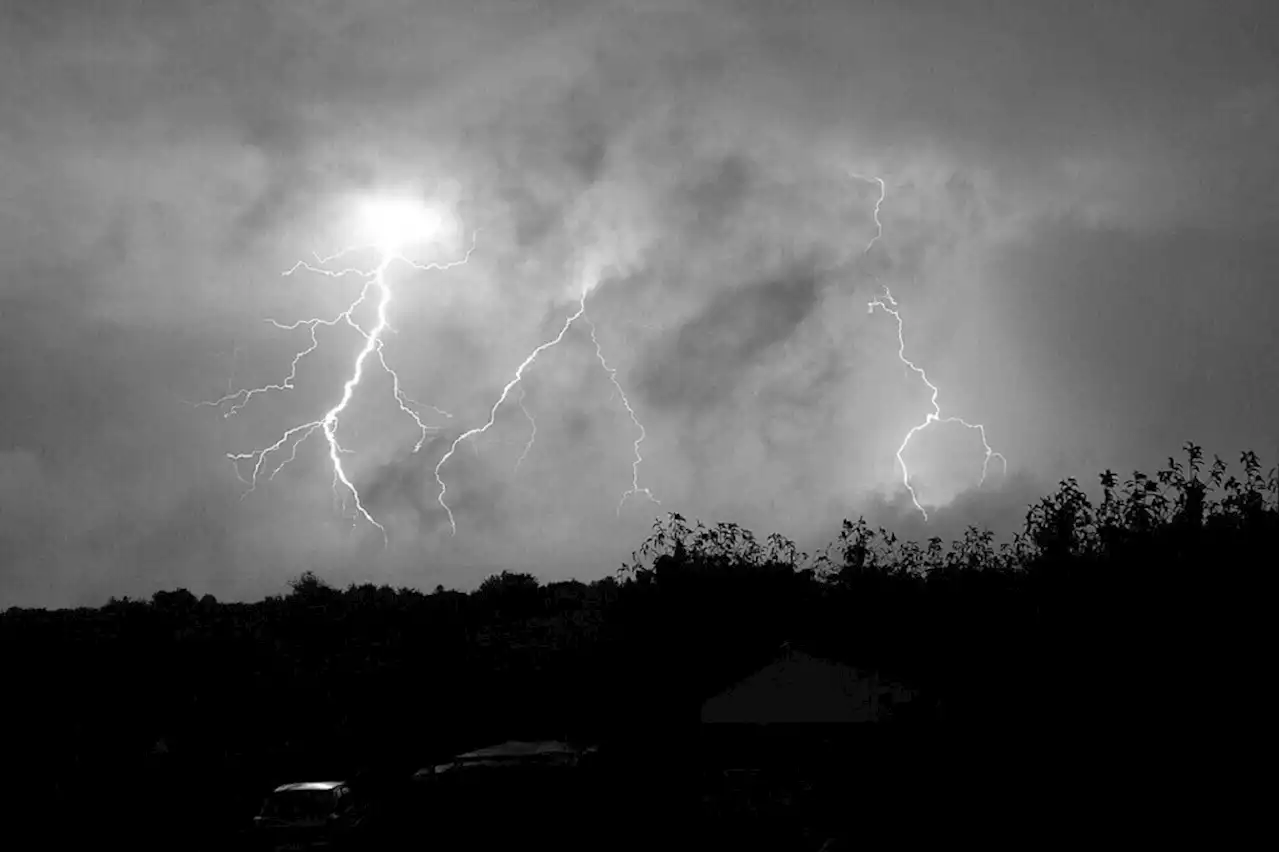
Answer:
(454, 740, 579, 760)
(414, 741, 601, 779)
(272, 781, 345, 793)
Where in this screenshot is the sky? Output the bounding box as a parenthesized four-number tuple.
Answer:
(0, 0, 1274, 608)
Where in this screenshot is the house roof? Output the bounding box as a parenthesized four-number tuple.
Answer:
(701, 644, 916, 724)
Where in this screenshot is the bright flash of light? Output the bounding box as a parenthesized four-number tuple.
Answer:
(434, 278, 658, 535)
(201, 196, 476, 544)
(356, 195, 447, 255)
(852, 173, 1007, 521)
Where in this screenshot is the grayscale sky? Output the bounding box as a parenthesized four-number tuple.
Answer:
(1, 0, 1275, 607)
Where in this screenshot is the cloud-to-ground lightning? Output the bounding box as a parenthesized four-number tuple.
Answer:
(201, 207, 476, 544)
(586, 316, 659, 516)
(513, 387, 536, 474)
(434, 277, 658, 535)
(852, 172, 1007, 520)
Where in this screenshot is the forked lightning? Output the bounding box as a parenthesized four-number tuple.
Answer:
(853, 172, 1007, 520)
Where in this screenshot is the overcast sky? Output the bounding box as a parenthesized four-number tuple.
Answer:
(1, 0, 1274, 607)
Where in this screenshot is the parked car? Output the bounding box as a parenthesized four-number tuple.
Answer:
(407, 741, 602, 849)
(429, 739, 597, 775)
(251, 780, 366, 850)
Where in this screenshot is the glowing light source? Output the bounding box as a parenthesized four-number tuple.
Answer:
(355, 195, 447, 254)
(199, 194, 476, 543)
(201, 186, 657, 543)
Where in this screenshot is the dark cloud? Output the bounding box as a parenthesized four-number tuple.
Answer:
(360, 448, 444, 534)
(636, 258, 826, 414)
(673, 155, 756, 242)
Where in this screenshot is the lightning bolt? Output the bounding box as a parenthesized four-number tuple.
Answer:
(514, 387, 536, 474)
(586, 316, 659, 516)
(434, 279, 658, 535)
(852, 173, 1007, 521)
(858, 173, 886, 256)
(201, 235, 477, 544)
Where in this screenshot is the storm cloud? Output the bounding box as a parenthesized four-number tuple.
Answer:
(1, 0, 1274, 607)
(637, 258, 827, 415)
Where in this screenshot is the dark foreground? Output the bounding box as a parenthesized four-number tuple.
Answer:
(17, 721, 1256, 852)
(6, 447, 1270, 850)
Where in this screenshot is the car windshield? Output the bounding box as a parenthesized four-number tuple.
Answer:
(261, 790, 335, 820)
